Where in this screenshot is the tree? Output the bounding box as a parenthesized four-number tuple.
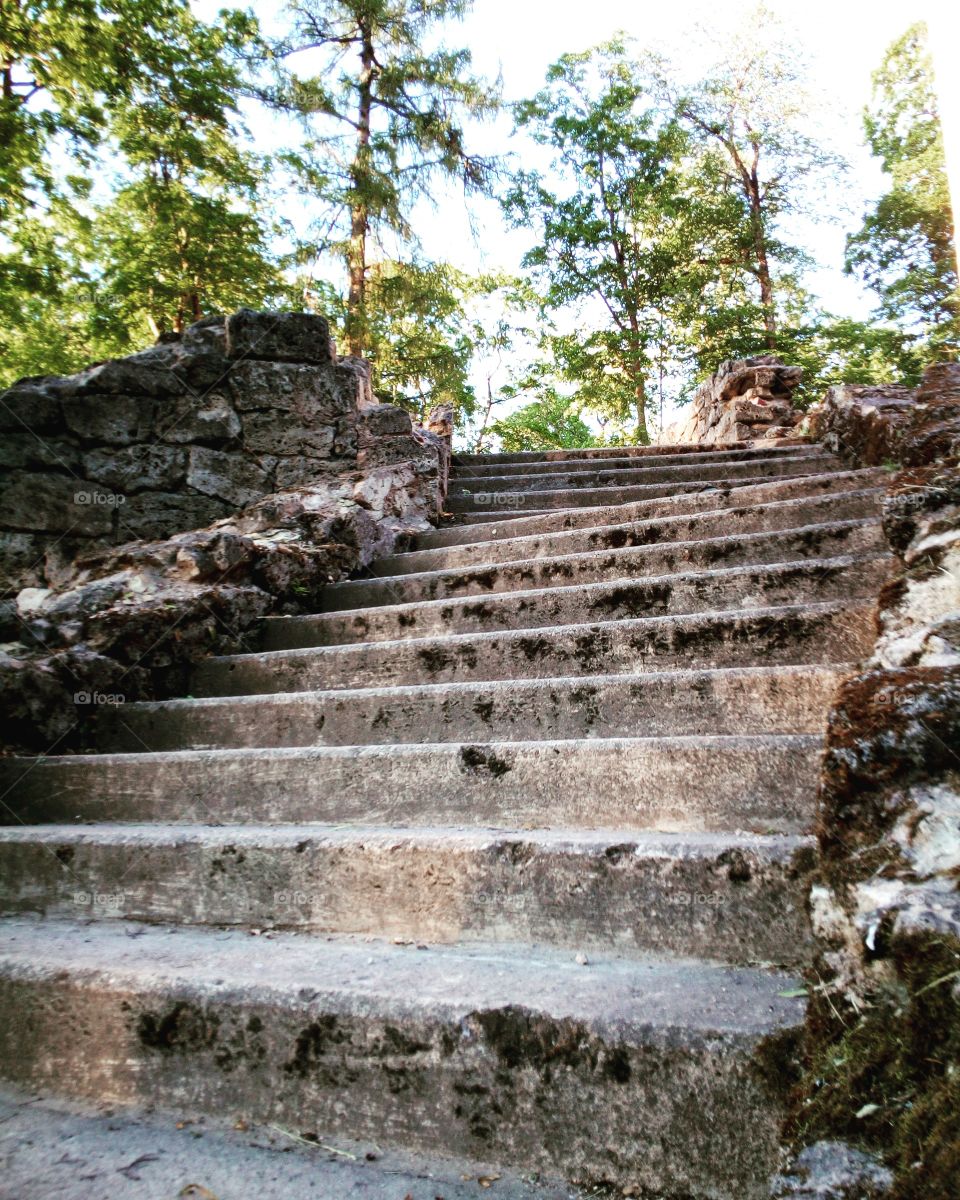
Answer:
(0, 1, 291, 380)
(90, 5, 288, 339)
(505, 44, 694, 444)
(490, 390, 596, 453)
(846, 22, 959, 361)
(273, 0, 498, 355)
(650, 4, 836, 352)
(308, 263, 527, 429)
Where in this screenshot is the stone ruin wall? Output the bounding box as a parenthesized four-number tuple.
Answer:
(774, 363, 960, 1199)
(0, 309, 449, 594)
(659, 354, 806, 446)
(0, 309, 452, 752)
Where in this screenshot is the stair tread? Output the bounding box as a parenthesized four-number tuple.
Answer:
(453, 444, 827, 475)
(417, 468, 887, 549)
(108, 662, 853, 715)
(0, 821, 814, 851)
(262, 551, 890, 647)
(452, 438, 812, 464)
(382, 486, 885, 573)
(447, 471, 837, 512)
(320, 517, 882, 605)
(192, 597, 872, 685)
(449, 454, 835, 491)
(0, 916, 806, 1036)
(3, 730, 824, 768)
(449, 451, 835, 488)
(0, 1083, 575, 1200)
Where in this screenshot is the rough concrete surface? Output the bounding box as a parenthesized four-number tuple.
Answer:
(0, 1084, 583, 1199)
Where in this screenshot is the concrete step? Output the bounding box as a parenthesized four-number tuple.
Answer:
(453, 509, 557, 523)
(452, 443, 827, 478)
(0, 918, 808, 1198)
(190, 599, 876, 696)
(0, 824, 815, 965)
(446, 461, 841, 514)
(0, 1082, 579, 1200)
(95, 665, 848, 753)
(448, 452, 839, 498)
(416, 468, 886, 551)
(262, 553, 891, 649)
(379, 486, 884, 576)
(0, 734, 821, 835)
(452, 436, 811, 466)
(319, 519, 884, 611)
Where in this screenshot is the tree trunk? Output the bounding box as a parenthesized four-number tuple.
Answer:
(346, 23, 375, 357)
(747, 167, 777, 350)
(473, 376, 497, 452)
(626, 314, 649, 445)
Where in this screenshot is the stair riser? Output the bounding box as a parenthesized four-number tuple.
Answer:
(454, 509, 556, 522)
(191, 602, 877, 696)
(447, 465, 836, 513)
(453, 437, 810, 465)
(0, 835, 814, 966)
(0, 966, 797, 1199)
(95, 667, 845, 752)
(414, 469, 886, 551)
(380, 489, 883, 575)
(449, 455, 836, 496)
(263, 555, 891, 649)
(318, 521, 884, 611)
(0, 738, 820, 834)
(452, 445, 826, 477)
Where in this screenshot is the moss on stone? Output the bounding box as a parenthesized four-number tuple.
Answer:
(790, 931, 960, 1200)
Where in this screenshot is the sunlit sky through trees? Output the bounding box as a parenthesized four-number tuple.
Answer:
(196, 0, 957, 428)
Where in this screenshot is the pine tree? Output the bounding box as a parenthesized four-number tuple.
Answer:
(272, 0, 498, 354)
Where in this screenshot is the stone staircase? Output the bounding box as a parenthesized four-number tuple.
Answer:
(0, 439, 892, 1198)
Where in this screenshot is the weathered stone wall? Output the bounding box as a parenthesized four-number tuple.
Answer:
(660, 355, 805, 445)
(813, 363, 960, 470)
(776, 363, 960, 1200)
(0, 309, 446, 591)
(0, 310, 451, 754)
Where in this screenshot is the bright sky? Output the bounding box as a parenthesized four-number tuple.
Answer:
(417, 0, 947, 314)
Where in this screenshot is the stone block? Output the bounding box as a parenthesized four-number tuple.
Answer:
(62, 393, 154, 445)
(0, 384, 62, 434)
(241, 414, 338, 458)
(357, 435, 440, 476)
(0, 435, 82, 473)
(731, 401, 776, 423)
(226, 309, 333, 365)
(357, 403, 413, 440)
(82, 445, 187, 494)
(67, 356, 188, 397)
(186, 447, 277, 508)
(0, 531, 48, 591)
(0, 472, 114, 535)
(337, 355, 374, 406)
(229, 360, 354, 417)
(155, 391, 241, 444)
(273, 457, 346, 490)
(114, 493, 232, 543)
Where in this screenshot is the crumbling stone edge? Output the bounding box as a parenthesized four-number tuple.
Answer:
(772, 363, 960, 1199)
(0, 311, 453, 755)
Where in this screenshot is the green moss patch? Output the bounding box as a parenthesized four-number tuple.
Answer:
(790, 932, 960, 1200)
